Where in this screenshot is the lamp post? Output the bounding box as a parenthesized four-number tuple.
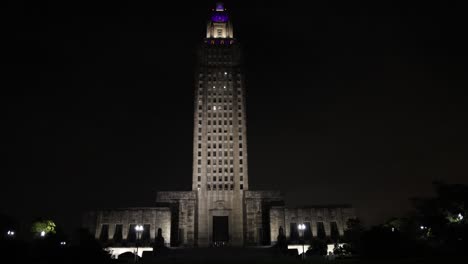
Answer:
(134, 225, 144, 263)
(298, 223, 306, 260)
(7, 230, 15, 238)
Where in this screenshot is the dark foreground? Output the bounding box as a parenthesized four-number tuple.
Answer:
(136, 247, 467, 264)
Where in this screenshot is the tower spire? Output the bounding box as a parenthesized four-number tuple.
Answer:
(206, 2, 234, 39)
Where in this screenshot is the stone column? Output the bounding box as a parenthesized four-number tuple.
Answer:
(324, 222, 331, 237)
(95, 224, 102, 240)
(108, 224, 115, 240)
(311, 221, 317, 237)
(338, 221, 345, 236)
(122, 224, 129, 240)
(150, 220, 156, 240)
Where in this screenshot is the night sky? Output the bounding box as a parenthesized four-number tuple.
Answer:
(2, 0, 467, 235)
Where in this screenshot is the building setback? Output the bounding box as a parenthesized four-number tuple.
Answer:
(83, 2, 355, 248)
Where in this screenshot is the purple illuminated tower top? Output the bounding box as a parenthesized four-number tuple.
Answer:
(211, 2, 229, 23)
(206, 2, 233, 39)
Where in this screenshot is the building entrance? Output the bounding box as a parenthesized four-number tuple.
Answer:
(212, 216, 229, 246)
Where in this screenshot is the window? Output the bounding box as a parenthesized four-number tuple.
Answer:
(197, 176, 201, 181)
(198, 160, 201, 165)
(217, 28, 223, 37)
(240, 176, 243, 181)
(240, 184, 243, 190)
(99, 224, 109, 242)
(330, 222, 340, 242)
(198, 152, 201, 157)
(304, 222, 313, 241)
(197, 168, 201, 173)
(316, 222, 326, 239)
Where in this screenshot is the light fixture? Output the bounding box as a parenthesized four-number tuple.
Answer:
(7, 230, 15, 236)
(458, 213, 464, 221)
(40, 231, 46, 237)
(135, 225, 144, 232)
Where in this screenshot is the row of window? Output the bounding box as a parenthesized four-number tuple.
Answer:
(198, 89, 242, 96)
(196, 134, 243, 141)
(198, 143, 243, 149)
(98, 224, 152, 243)
(206, 183, 244, 191)
(198, 175, 244, 182)
(289, 221, 341, 241)
(198, 112, 242, 118)
(200, 128, 242, 134)
(198, 120, 242, 126)
(198, 72, 241, 77)
(196, 151, 243, 157)
(198, 167, 244, 175)
(199, 105, 242, 111)
(198, 97, 242, 103)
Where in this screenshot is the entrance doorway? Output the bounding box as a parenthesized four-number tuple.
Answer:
(212, 216, 229, 246)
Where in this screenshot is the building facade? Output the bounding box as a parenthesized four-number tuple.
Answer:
(83, 2, 355, 249)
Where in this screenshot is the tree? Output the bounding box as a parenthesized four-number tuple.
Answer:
(31, 220, 56, 236)
(342, 218, 364, 254)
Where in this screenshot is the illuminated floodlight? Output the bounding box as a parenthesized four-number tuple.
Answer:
(135, 225, 144, 232)
(7, 230, 15, 236)
(60, 241, 66, 245)
(40, 231, 46, 237)
(391, 227, 395, 232)
(298, 223, 306, 230)
(458, 213, 464, 221)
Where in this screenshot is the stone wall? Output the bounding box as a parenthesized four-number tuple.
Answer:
(84, 207, 171, 246)
(244, 191, 284, 245)
(270, 205, 356, 244)
(156, 191, 197, 246)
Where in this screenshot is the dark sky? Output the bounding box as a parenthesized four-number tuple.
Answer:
(2, 0, 467, 235)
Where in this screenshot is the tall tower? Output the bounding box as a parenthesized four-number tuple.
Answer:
(192, 2, 248, 246)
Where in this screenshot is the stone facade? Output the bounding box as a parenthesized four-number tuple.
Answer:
(270, 206, 355, 244)
(83, 208, 171, 246)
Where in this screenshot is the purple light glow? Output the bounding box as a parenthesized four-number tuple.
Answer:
(216, 3, 224, 11)
(211, 13, 228, 23)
